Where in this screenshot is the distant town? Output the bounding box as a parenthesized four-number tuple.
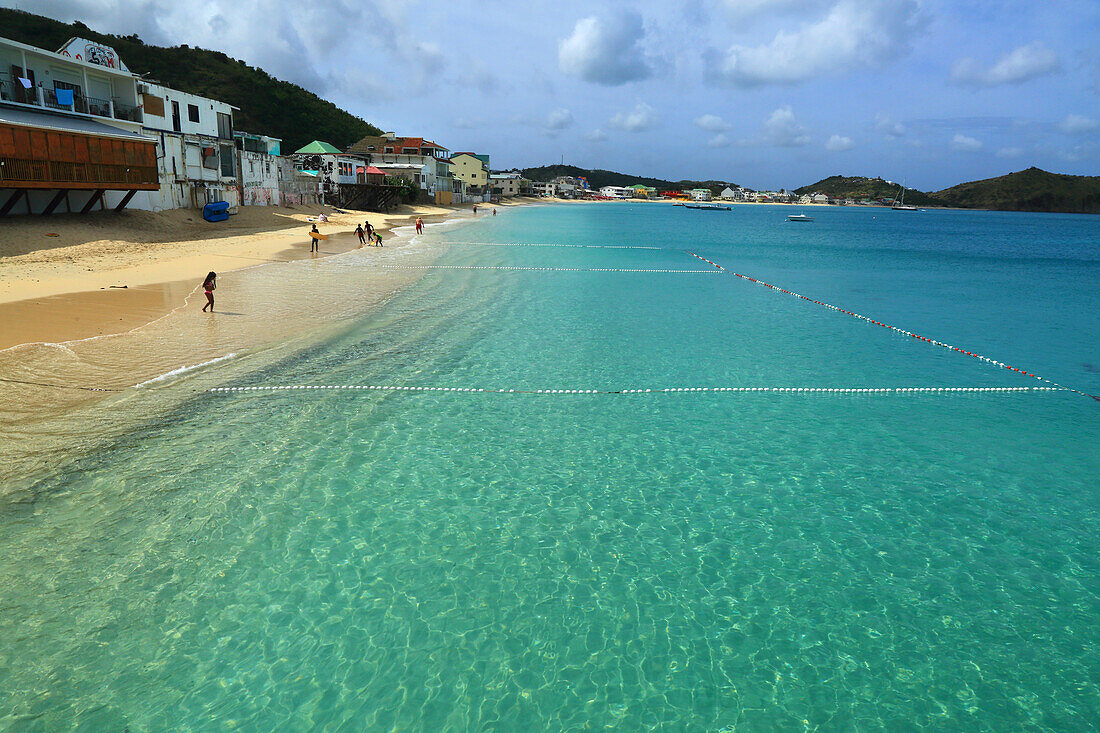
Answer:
(2, 31, 1098, 217)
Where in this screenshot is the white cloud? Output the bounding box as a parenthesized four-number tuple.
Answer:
(558, 11, 652, 86)
(719, 0, 817, 19)
(875, 114, 907, 138)
(825, 134, 855, 151)
(763, 106, 810, 146)
(951, 134, 983, 151)
(694, 114, 732, 132)
(1059, 114, 1099, 135)
(708, 134, 732, 148)
(585, 129, 609, 142)
(996, 147, 1024, 159)
(545, 108, 575, 130)
(710, 0, 924, 87)
(952, 42, 1061, 87)
(610, 102, 658, 132)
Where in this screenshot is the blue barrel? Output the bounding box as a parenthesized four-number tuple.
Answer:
(203, 201, 230, 222)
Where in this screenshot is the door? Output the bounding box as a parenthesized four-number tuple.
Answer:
(171, 100, 181, 132)
(10, 66, 35, 104)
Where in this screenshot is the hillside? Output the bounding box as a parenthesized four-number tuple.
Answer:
(794, 175, 940, 206)
(520, 165, 737, 195)
(0, 8, 381, 153)
(934, 167, 1100, 214)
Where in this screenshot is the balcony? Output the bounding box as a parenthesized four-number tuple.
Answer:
(1, 78, 141, 124)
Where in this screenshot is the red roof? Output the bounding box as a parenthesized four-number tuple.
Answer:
(364, 166, 386, 175)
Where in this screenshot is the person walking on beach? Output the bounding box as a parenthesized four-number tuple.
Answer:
(472, 204, 477, 215)
(415, 217, 424, 234)
(310, 224, 320, 253)
(356, 224, 366, 245)
(365, 220, 373, 240)
(492, 208, 496, 216)
(201, 271, 217, 312)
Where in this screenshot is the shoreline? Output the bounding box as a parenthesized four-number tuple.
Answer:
(0, 200, 522, 352)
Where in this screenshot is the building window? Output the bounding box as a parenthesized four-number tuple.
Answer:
(188, 104, 200, 123)
(216, 112, 232, 139)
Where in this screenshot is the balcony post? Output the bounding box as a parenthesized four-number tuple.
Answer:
(36, 85, 45, 107)
(109, 99, 115, 118)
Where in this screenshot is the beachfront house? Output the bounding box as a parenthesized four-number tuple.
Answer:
(0, 35, 157, 216)
(234, 131, 281, 207)
(291, 140, 360, 205)
(598, 186, 634, 199)
(489, 172, 530, 197)
(450, 152, 490, 198)
(140, 80, 241, 210)
(347, 132, 456, 204)
(798, 194, 812, 205)
(720, 187, 737, 201)
(812, 193, 828, 204)
(690, 188, 713, 201)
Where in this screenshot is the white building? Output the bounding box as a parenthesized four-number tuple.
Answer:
(139, 80, 240, 210)
(598, 186, 634, 199)
(347, 133, 457, 204)
(720, 187, 736, 200)
(490, 172, 529, 197)
(235, 131, 281, 206)
(689, 188, 713, 201)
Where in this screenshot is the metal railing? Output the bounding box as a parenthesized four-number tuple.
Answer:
(113, 100, 142, 123)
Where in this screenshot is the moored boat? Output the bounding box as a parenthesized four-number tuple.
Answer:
(786, 213, 814, 222)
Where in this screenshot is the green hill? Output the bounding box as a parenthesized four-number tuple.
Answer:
(794, 175, 940, 206)
(934, 167, 1100, 214)
(0, 8, 381, 153)
(519, 165, 737, 195)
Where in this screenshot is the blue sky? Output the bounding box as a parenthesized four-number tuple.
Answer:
(9, 0, 1099, 190)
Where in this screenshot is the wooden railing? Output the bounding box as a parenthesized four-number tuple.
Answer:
(0, 156, 158, 188)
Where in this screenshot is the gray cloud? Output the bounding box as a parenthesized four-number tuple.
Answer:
(609, 102, 657, 132)
(558, 10, 652, 86)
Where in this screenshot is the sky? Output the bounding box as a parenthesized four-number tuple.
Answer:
(6, 0, 1099, 191)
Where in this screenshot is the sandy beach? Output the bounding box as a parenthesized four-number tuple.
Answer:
(0, 200, 517, 351)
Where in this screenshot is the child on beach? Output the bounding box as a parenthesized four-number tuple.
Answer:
(373, 231, 383, 247)
(415, 217, 424, 234)
(201, 272, 217, 312)
(356, 224, 366, 245)
(310, 224, 320, 252)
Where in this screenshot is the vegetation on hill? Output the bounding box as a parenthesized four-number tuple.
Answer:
(0, 8, 381, 153)
(934, 167, 1100, 214)
(793, 175, 940, 206)
(519, 165, 738, 195)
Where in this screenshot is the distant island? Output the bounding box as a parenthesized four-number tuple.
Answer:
(796, 169, 1100, 214)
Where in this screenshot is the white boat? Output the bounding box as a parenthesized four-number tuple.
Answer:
(787, 213, 814, 222)
(683, 202, 731, 210)
(891, 184, 918, 211)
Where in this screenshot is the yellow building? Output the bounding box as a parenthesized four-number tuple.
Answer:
(450, 152, 490, 193)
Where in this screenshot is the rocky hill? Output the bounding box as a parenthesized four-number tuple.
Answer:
(0, 8, 381, 153)
(793, 176, 940, 206)
(933, 167, 1100, 214)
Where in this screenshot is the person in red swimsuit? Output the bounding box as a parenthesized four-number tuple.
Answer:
(201, 272, 217, 312)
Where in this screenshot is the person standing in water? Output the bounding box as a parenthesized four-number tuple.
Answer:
(310, 224, 320, 253)
(415, 217, 424, 234)
(201, 271, 217, 312)
(356, 224, 366, 245)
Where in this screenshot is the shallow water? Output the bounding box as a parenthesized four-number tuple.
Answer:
(1, 203, 1098, 731)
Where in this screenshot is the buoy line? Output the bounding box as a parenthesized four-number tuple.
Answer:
(208, 385, 1059, 395)
(685, 251, 1098, 401)
(0, 376, 121, 392)
(446, 241, 661, 250)
(377, 265, 721, 273)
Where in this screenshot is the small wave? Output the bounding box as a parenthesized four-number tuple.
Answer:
(134, 352, 238, 388)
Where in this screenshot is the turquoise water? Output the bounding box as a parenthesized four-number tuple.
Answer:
(2, 203, 1099, 731)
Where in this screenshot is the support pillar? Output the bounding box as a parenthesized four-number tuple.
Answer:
(41, 189, 68, 215)
(0, 189, 28, 217)
(81, 190, 105, 213)
(114, 189, 137, 212)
